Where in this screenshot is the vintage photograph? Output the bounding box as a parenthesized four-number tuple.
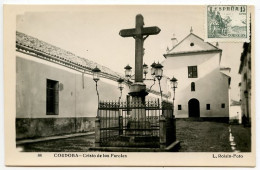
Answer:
(4, 5, 255, 166)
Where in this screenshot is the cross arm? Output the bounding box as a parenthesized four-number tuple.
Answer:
(142, 26, 161, 36)
(119, 28, 136, 37)
(119, 26, 161, 38)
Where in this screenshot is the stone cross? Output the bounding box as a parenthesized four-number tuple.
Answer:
(119, 14, 161, 83)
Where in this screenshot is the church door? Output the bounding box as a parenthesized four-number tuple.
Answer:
(188, 98, 200, 117)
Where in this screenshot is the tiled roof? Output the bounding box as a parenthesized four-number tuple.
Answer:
(16, 31, 168, 97)
(16, 31, 123, 79)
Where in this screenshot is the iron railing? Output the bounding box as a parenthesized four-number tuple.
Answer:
(98, 99, 174, 147)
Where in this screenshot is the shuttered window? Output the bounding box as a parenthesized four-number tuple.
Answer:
(46, 79, 59, 115)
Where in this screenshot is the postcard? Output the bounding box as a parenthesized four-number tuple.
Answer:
(4, 5, 255, 166)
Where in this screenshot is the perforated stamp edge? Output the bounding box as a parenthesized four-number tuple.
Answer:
(204, 5, 251, 43)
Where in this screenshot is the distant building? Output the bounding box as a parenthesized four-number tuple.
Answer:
(162, 29, 230, 121)
(16, 31, 167, 139)
(229, 100, 242, 124)
(238, 42, 251, 126)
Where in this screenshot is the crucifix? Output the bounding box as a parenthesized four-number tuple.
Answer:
(119, 14, 161, 83)
(119, 14, 161, 136)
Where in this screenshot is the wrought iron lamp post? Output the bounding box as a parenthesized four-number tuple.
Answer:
(124, 64, 132, 87)
(149, 61, 157, 91)
(170, 76, 178, 115)
(150, 61, 156, 79)
(123, 62, 165, 103)
(92, 66, 101, 105)
(117, 78, 124, 102)
(154, 62, 164, 102)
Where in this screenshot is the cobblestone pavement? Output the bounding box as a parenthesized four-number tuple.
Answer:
(17, 119, 251, 152)
(176, 119, 251, 152)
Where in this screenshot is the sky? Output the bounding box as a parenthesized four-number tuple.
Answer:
(16, 5, 244, 101)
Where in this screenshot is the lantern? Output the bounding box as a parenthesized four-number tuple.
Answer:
(92, 66, 101, 82)
(150, 61, 156, 78)
(117, 78, 124, 90)
(170, 76, 178, 89)
(154, 62, 163, 80)
(124, 64, 132, 81)
(143, 63, 148, 78)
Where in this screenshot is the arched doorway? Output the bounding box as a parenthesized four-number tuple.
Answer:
(188, 98, 200, 117)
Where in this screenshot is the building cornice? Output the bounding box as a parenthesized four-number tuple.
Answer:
(163, 49, 222, 58)
(166, 33, 220, 54)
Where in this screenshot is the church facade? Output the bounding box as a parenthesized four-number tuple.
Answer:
(162, 31, 230, 121)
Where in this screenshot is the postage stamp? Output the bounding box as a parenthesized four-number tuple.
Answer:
(205, 5, 250, 42)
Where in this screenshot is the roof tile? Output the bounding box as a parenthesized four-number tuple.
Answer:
(16, 31, 123, 78)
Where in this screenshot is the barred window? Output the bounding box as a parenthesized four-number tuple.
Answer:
(188, 66, 198, 78)
(178, 105, 182, 110)
(46, 79, 59, 115)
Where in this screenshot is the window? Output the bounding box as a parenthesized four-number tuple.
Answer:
(188, 66, 198, 78)
(191, 82, 195, 91)
(221, 103, 225, 108)
(206, 104, 210, 110)
(178, 105, 182, 110)
(46, 79, 59, 115)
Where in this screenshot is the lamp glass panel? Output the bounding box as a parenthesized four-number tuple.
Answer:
(125, 69, 132, 77)
(118, 82, 124, 88)
(143, 67, 148, 74)
(151, 67, 155, 75)
(174, 82, 178, 88)
(93, 72, 99, 81)
(171, 81, 174, 88)
(155, 68, 163, 77)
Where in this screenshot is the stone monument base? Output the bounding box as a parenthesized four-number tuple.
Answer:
(126, 121, 152, 136)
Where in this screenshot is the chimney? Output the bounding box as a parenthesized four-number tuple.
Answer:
(171, 34, 178, 48)
(190, 26, 193, 33)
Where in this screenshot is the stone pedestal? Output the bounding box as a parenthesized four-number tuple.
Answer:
(159, 116, 166, 149)
(128, 82, 148, 102)
(126, 121, 152, 136)
(127, 82, 151, 136)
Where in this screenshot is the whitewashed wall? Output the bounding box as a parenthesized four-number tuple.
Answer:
(162, 52, 229, 118)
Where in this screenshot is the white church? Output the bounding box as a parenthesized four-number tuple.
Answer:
(162, 29, 230, 121)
